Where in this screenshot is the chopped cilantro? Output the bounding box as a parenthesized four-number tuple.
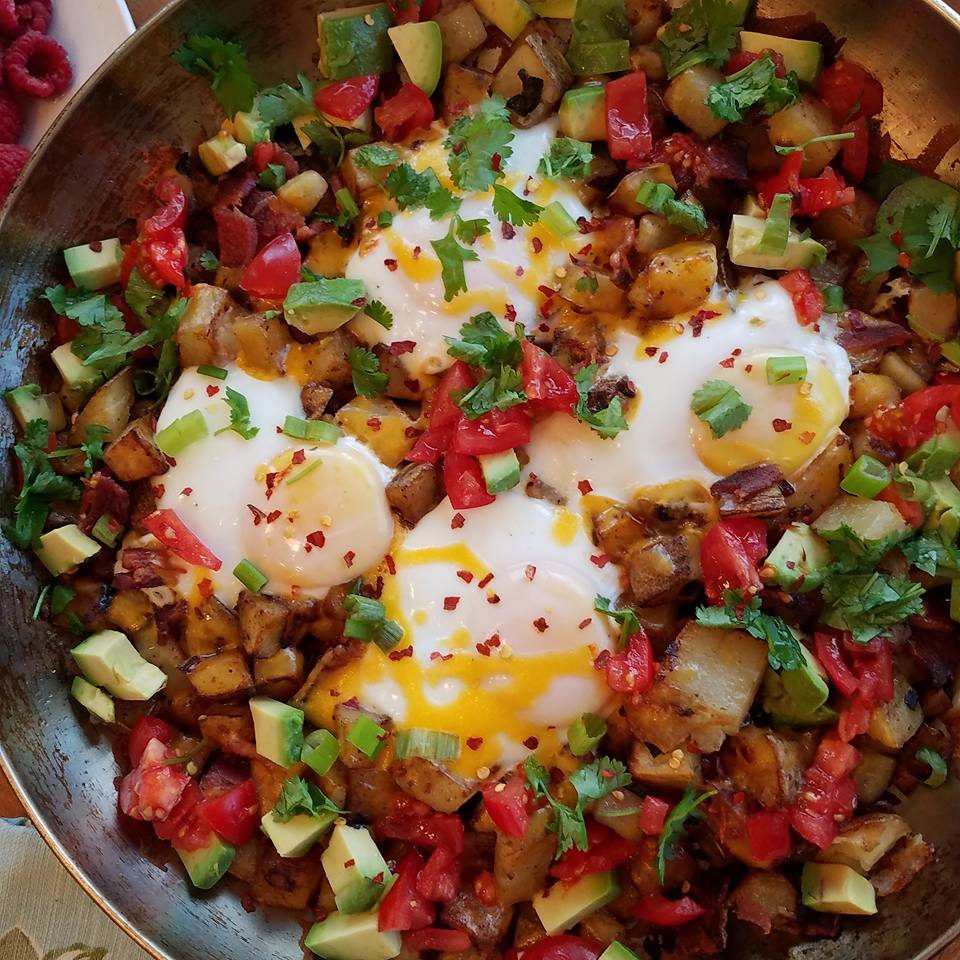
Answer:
(348, 346, 388, 399)
(198, 250, 220, 271)
(691, 379, 751, 438)
(819, 524, 905, 574)
(820, 573, 925, 643)
(366, 300, 394, 330)
(254, 72, 315, 130)
(574, 365, 629, 439)
(444, 98, 515, 192)
(80, 424, 110, 478)
(656, 787, 716, 883)
(431, 217, 480, 301)
(492, 184, 543, 227)
(456, 217, 490, 244)
(901, 533, 960, 577)
(594, 594, 640, 648)
(576, 274, 600, 294)
(124, 268, 165, 322)
(636, 180, 707, 234)
(774, 132, 855, 157)
(863, 160, 920, 202)
(539, 137, 593, 180)
(384, 163, 461, 220)
(303, 117, 370, 165)
(259, 162, 287, 190)
(656, 0, 746, 78)
(172, 35, 257, 116)
(272, 776, 343, 822)
(706, 55, 800, 122)
(216, 387, 259, 440)
(352, 144, 401, 170)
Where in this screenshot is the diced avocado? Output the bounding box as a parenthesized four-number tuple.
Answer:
(532, 871, 620, 935)
(51, 342, 104, 396)
(727, 214, 827, 270)
(763, 643, 832, 726)
(739, 32, 822, 84)
(305, 908, 401, 960)
(35, 524, 100, 576)
(530, 0, 576, 14)
(70, 676, 116, 724)
(261, 808, 337, 858)
(813, 494, 910, 544)
(71, 629, 167, 701)
(926, 477, 960, 538)
(284, 279, 365, 336)
(317, 4, 395, 80)
(63, 238, 123, 291)
(388, 21, 442, 96)
(567, 39, 630, 76)
(277, 171, 329, 216)
(199, 131, 247, 177)
(473, 0, 535, 40)
(598, 944, 643, 960)
(559, 84, 607, 141)
(250, 696, 305, 766)
(907, 425, 960, 479)
(480, 449, 521, 494)
(176, 833, 236, 890)
(800, 862, 877, 916)
(321, 823, 393, 914)
(5, 384, 66, 431)
(765, 522, 831, 593)
(233, 110, 269, 149)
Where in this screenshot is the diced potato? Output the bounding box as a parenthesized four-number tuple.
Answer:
(493, 27, 573, 128)
(387, 463, 443, 526)
(816, 814, 910, 873)
(103, 417, 168, 482)
(608, 165, 678, 216)
(720, 726, 814, 809)
(376, 344, 427, 400)
(853, 749, 897, 803)
(813, 494, 909, 544)
(624, 532, 701, 605)
(730, 870, 798, 933)
(254, 646, 306, 697)
(624, 622, 768, 753)
(629, 742, 703, 790)
(442, 64, 494, 122)
(849, 373, 901, 419)
(784, 432, 853, 524)
(811, 189, 879, 251)
(908, 284, 958, 343)
(868, 674, 923, 749)
(183, 596, 244, 657)
(559, 268, 627, 313)
(664, 64, 729, 139)
(175, 284, 232, 367)
(392, 757, 478, 812)
(766, 94, 839, 175)
(879, 350, 927, 394)
(277, 171, 328, 215)
(870, 833, 933, 897)
(625, 0, 664, 43)
(286, 329, 357, 390)
(335, 395, 414, 467)
(184, 649, 254, 699)
(69, 367, 135, 446)
(348, 765, 401, 819)
(107, 589, 153, 633)
(629, 241, 718, 320)
(629, 45, 666, 82)
(593, 505, 646, 563)
(631, 479, 717, 532)
(250, 848, 323, 909)
(494, 807, 555, 906)
(198, 710, 257, 757)
(230, 308, 291, 378)
(304, 228, 358, 278)
(237, 591, 289, 658)
(436, 3, 488, 64)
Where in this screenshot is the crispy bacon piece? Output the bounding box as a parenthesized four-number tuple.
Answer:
(78, 473, 130, 534)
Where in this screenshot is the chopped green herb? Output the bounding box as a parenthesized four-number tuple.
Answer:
(233, 558, 268, 593)
(568, 713, 607, 757)
(707, 55, 800, 122)
(378, 210, 394, 228)
(691, 379, 751, 438)
(635, 180, 708, 234)
(80, 424, 110, 478)
(574, 365, 629, 439)
(539, 137, 593, 180)
(348, 346, 389, 399)
(366, 300, 394, 330)
(822, 284, 845, 313)
(384, 163, 461, 220)
(273, 775, 343, 822)
(197, 364, 228, 380)
(901, 532, 960, 577)
(343, 591, 404, 651)
(431, 217, 480, 301)
(172, 35, 257, 116)
(216, 387, 259, 440)
(352, 144, 401, 169)
(766, 355, 807, 385)
(124, 268, 165, 322)
(758, 192, 793, 256)
(254, 72, 315, 131)
(259, 163, 287, 190)
(456, 217, 491, 244)
(444, 97, 515, 192)
(820, 572, 925, 643)
(492, 184, 543, 227)
(656, 787, 716, 883)
(774, 131, 855, 156)
(657, 0, 746, 78)
(198, 250, 220, 271)
(916, 747, 948, 787)
(594, 594, 640, 648)
(335, 187, 360, 219)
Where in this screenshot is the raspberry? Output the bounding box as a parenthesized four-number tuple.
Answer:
(0, 0, 18, 36)
(0, 142, 30, 203)
(0, 89, 23, 142)
(0, 0, 52, 39)
(5, 30, 71, 98)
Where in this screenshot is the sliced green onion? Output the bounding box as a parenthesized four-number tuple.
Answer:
(395, 728, 461, 762)
(197, 364, 228, 380)
(568, 713, 606, 757)
(343, 593, 403, 650)
(758, 192, 792, 256)
(91, 513, 121, 547)
(301, 728, 340, 776)
(336, 187, 360, 219)
(840, 455, 891, 499)
(540, 201, 579, 238)
(283, 415, 343, 443)
(635, 180, 674, 209)
(822, 284, 844, 314)
(766, 355, 807, 385)
(155, 409, 208, 456)
(378, 210, 394, 228)
(234, 558, 268, 593)
(286, 459, 323, 486)
(597, 943, 643, 960)
(916, 746, 947, 787)
(346, 714, 387, 759)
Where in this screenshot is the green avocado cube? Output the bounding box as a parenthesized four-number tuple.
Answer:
(598, 944, 644, 960)
(283, 278, 365, 336)
(70, 677, 116, 724)
(51, 342, 104, 396)
(727, 214, 826, 270)
(321, 823, 393, 914)
(63, 238, 123, 291)
(765, 522, 831, 593)
(559, 84, 607, 141)
(250, 696, 305, 766)
(763, 642, 832, 726)
(533, 870, 620, 935)
(388, 20, 442, 96)
(317, 4, 395, 80)
(35, 524, 100, 576)
(567, 39, 630, 76)
(801, 862, 877, 915)
(261, 808, 337, 858)
(480, 449, 521, 494)
(233, 110, 270, 149)
(5, 384, 66, 431)
(71, 629, 167, 701)
(177, 834, 236, 890)
(305, 908, 401, 960)
(739, 31, 822, 84)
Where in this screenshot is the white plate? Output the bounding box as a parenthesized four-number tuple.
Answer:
(20, 0, 135, 149)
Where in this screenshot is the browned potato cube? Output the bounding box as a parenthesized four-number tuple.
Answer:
(392, 757, 478, 812)
(494, 807, 555, 906)
(868, 674, 923, 749)
(908, 283, 958, 343)
(69, 367, 135, 445)
(387, 463, 444, 526)
(286, 328, 357, 390)
(250, 848, 324, 909)
(664, 64, 729, 139)
(593, 505, 646, 563)
(237, 591, 289, 658)
(254, 646, 305, 698)
(230, 307, 291, 378)
(183, 595, 243, 657)
(304, 228, 358, 278)
(335, 395, 414, 467)
(199, 711, 257, 757)
(443, 64, 493, 122)
(766, 94, 839, 175)
(629, 241, 718, 320)
(784, 432, 853, 524)
(629, 742, 703, 790)
(493, 28, 573, 128)
(816, 813, 910, 873)
(104, 417, 168, 482)
(720, 726, 814, 809)
(624, 532, 700, 604)
(184, 649, 253, 699)
(436, 3, 488, 64)
(107, 588, 153, 633)
(175, 284, 232, 367)
(849, 373, 901, 419)
(812, 188, 879, 251)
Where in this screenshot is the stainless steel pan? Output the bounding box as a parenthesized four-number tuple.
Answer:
(2, 2, 960, 958)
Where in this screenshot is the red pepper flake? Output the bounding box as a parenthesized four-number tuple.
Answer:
(897, 251, 912, 269)
(523, 736, 539, 750)
(578, 617, 592, 630)
(247, 504, 267, 525)
(719, 356, 735, 368)
(389, 340, 416, 356)
(505, 304, 517, 322)
(306, 530, 326, 549)
(275, 425, 283, 433)
(798, 431, 816, 445)
(443, 596, 460, 611)
(515, 266, 525, 277)
(538, 323, 549, 333)
(477, 572, 494, 589)
(292, 449, 306, 465)
(205, 384, 220, 397)
(344, 859, 356, 869)
(266, 510, 281, 523)
(466, 736, 484, 750)
(644, 346, 658, 357)
(745, 363, 753, 373)
(476, 643, 491, 657)
(578, 243, 593, 255)
(198, 578, 214, 599)
(412, 245, 422, 259)
(343, 550, 356, 567)
(456, 569, 474, 583)
(487, 593, 501, 604)
(658, 351, 669, 364)
(373, 575, 384, 598)
(388, 646, 414, 661)
(732, 348, 742, 357)
(578, 479, 593, 495)
(385, 554, 396, 575)
(537, 286, 557, 303)
(533, 617, 549, 632)
(689, 309, 719, 338)
(366, 417, 382, 432)
(430, 650, 454, 662)
(501, 221, 516, 240)
(772, 418, 792, 433)
(452, 142, 464, 155)
(487, 633, 501, 647)
(524, 564, 537, 581)
(265, 472, 278, 498)
(403, 378, 420, 393)
(384, 258, 398, 271)
(532, 236, 543, 254)
(491, 152, 502, 172)
(451, 512, 466, 529)
(891, 230, 904, 247)
(590, 554, 611, 568)
(180, 487, 193, 496)
(371, 871, 385, 885)
(153, 484, 165, 499)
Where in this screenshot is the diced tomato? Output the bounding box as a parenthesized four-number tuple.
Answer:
(387, 0, 439, 22)
(521, 340, 578, 415)
(817, 59, 883, 123)
(480, 776, 530, 839)
(377, 811, 465, 855)
(407, 426, 450, 465)
(868, 383, 960, 451)
(145, 177, 187, 234)
(197, 778, 258, 845)
(639, 795, 670, 835)
(726, 49, 786, 77)
(520, 936, 604, 960)
(598, 629, 656, 695)
(550, 820, 639, 880)
(837, 694, 873, 743)
(606, 73, 652, 167)
(851, 637, 894, 703)
(779, 269, 825, 326)
(430, 361, 475, 430)
(118, 738, 191, 823)
(745, 809, 792, 864)
(128, 715, 176, 765)
(141, 509, 223, 570)
(378, 851, 435, 932)
(814, 633, 860, 697)
(443, 452, 495, 509)
(403, 929, 471, 953)
(451, 407, 531, 456)
(314, 75, 380, 122)
(415, 845, 461, 902)
(876, 483, 925, 527)
(139, 178, 189, 291)
(238, 232, 302, 300)
(756, 151, 802, 208)
(700, 518, 767, 604)
(153, 781, 202, 842)
(841, 116, 869, 182)
(790, 734, 860, 848)
(375, 82, 435, 141)
(756, 153, 854, 217)
(633, 894, 707, 927)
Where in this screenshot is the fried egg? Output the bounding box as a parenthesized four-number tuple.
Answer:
(346, 118, 591, 381)
(300, 491, 623, 777)
(524, 279, 852, 506)
(152, 365, 394, 605)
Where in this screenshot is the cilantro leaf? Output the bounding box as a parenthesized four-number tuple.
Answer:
(254, 73, 316, 130)
(81, 424, 110, 478)
(456, 217, 491, 244)
(214, 387, 259, 440)
(124, 268, 165, 322)
(303, 117, 371, 166)
(691, 379, 751, 438)
(492, 184, 543, 226)
(259, 162, 287, 190)
(444, 98, 515, 192)
(272, 776, 343, 822)
(198, 250, 220, 271)
(820, 573, 925, 643)
(706, 55, 800, 122)
(385, 163, 461, 220)
(352, 144, 401, 170)
(431, 217, 480, 301)
(574, 365, 629, 439)
(348, 346, 388, 399)
(366, 300, 394, 330)
(594, 594, 640, 648)
(457, 365, 526, 419)
(172, 35, 257, 116)
(901, 533, 960, 577)
(819, 524, 905, 574)
(864, 160, 920, 202)
(656, 787, 716, 883)
(657, 0, 746, 78)
(539, 138, 593, 180)
(569, 756, 632, 803)
(636, 180, 707, 234)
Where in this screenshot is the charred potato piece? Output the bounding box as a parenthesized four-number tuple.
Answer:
(493, 27, 573, 128)
(730, 870, 798, 934)
(870, 834, 934, 897)
(103, 416, 168, 482)
(230, 307, 291, 378)
(494, 807, 556, 906)
(854, 749, 897, 803)
(183, 595, 244, 657)
(254, 646, 305, 698)
(629, 241, 718, 320)
(629, 742, 703, 790)
(374, 344, 425, 401)
(387, 463, 443, 526)
(335, 395, 414, 467)
(631, 480, 717, 533)
(199, 710, 257, 757)
(392, 757, 478, 813)
(300, 380, 334, 419)
(175, 284, 232, 367)
(442, 890, 514, 945)
(287, 329, 357, 390)
(250, 848, 324, 909)
(624, 532, 700, 605)
(348, 765, 403, 820)
(237, 590, 289, 658)
(784, 432, 853, 524)
(183, 649, 254, 699)
(442, 64, 493, 122)
(436, 3, 488, 64)
(766, 94, 839, 175)
(593, 506, 646, 563)
(107, 588, 153, 633)
(664, 64, 729, 139)
(720, 726, 814, 809)
(816, 813, 910, 873)
(868, 673, 923, 749)
(69, 368, 135, 445)
(811, 188, 879, 251)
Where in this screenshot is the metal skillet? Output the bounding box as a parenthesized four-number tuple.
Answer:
(2, 1, 960, 958)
